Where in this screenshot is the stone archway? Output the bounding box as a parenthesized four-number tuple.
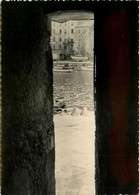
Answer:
(59, 53, 63, 60)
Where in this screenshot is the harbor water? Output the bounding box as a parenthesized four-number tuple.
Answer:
(53, 71, 94, 111)
(53, 71, 95, 195)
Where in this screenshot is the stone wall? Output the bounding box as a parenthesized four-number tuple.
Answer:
(1, 3, 55, 195)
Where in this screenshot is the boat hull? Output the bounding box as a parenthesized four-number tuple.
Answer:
(53, 69, 73, 73)
(71, 55, 88, 61)
(81, 67, 93, 71)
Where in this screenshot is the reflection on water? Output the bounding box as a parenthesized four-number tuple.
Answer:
(53, 71, 94, 110)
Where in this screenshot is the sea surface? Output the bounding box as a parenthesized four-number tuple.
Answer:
(53, 72, 95, 195)
(53, 71, 94, 110)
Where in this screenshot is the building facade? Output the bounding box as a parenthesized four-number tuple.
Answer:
(51, 20, 94, 60)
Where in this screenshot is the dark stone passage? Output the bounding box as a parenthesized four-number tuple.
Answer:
(2, 4, 55, 195)
(95, 4, 138, 194)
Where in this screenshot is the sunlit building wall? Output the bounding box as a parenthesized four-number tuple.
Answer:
(51, 20, 94, 60)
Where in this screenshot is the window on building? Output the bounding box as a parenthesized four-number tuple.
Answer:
(60, 29, 61, 33)
(60, 37, 61, 42)
(83, 29, 86, 33)
(53, 44, 55, 49)
(71, 29, 74, 33)
(59, 44, 61, 49)
(53, 37, 55, 42)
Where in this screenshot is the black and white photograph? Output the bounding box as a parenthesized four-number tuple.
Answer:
(0, 1, 139, 195)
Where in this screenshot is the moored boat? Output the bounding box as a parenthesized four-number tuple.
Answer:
(53, 63, 74, 72)
(81, 66, 93, 71)
(71, 55, 88, 61)
(53, 68, 73, 73)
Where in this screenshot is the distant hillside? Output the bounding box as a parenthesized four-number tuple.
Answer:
(50, 10, 94, 22)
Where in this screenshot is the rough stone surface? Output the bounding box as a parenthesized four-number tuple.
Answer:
(2, 4, 55, 195)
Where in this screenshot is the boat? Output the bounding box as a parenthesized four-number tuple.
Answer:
(53, 99, 66, 114)
(81, 65, 93, 71)
(71, 55, 88, 61)
(55, 64, 64, 67)
(53, 63, 74, 73)
(53, 68, 73, 72)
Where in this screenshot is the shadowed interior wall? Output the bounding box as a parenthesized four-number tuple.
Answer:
(2, 4, 55, 195)
(95, 4, 138, 194)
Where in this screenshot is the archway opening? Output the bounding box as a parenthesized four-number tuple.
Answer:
(49, 10, 96, 195)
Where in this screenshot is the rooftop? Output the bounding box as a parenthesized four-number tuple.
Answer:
(49, 10, 94, 22)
